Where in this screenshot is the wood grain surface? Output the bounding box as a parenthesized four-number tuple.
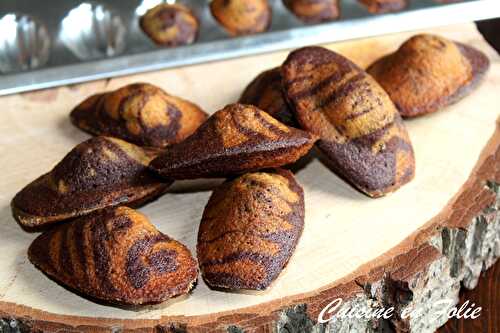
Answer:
(0, 23, 499, 332)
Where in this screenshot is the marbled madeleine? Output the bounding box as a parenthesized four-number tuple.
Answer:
(29, 206, 198, 305)
(367, 34, 490, 117)
(70, 83, 208, 148)
(239, 67, 297, 127)
(198, 169, 304, 290)
(283, 0, 340, 23)
(282, 46, 415, 197)
(12, 136, 170, 228)
(210, 0, 272, 36)
(140, 3, 199, 47)
(150, 103, 317, 180)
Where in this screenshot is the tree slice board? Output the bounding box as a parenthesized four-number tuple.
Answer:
(0, 23, 499, 332)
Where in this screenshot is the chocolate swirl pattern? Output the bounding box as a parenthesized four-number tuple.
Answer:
(197, 169, 304, 290)
(150, 103, 317, 180)
(12, 136, 170, 228)
(70, 83, 208, 148)
(283, 0, 340, 23)
(358, 0, 407, 13)
(210, 0, 272, 36)
(367, 34, 490, 118)
(239, 67, 297, 127)
(28, 206, 198, 306)
(140, 4, 199, 47)
(281, 46, 415, 197)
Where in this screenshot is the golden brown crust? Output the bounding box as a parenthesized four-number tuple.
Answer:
(281, 46, 415, 197)
(140, 4, 199, 47)
(367, 34, 490, 118)
(11, 136, 171, 228)
(239, 67, 297, 127)
(197, 169, 304, 290)
(150, 103, 318, 180)
(358, 0, 407, 13)
(70, 83, 208, 148)
(210, 0, 272, 36)
(283, 0, 340, 23)
(28, 206, 198, 306)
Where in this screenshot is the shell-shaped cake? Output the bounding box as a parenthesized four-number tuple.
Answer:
(197, 169, 304, 290)
(150, 103, 317, 180)
(239, 67, 297, 127)
(283, 0, 340, 23)
(70, 83, 208, 148)
(140, 3, 199, 47)
(12, 136, 170, 228)
(358, 0, 407, 13)
(210, 0, 272, 36)
(281, 46, 415, 197)
(367, 34, 490, 117)
(28, 206, 198, 305)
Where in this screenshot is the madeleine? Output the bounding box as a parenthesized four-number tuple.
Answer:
(29, 206, 198, 305)
(282, 46, 415, 197)
(198, 169, 304, 290)
(70, 83, 207, 148)
(367, 34, 490, 117)
(12, 136, 170, 228)
(150, 103, 317, 180)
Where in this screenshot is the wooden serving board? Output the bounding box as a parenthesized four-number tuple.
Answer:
(0, 23, 499, 332)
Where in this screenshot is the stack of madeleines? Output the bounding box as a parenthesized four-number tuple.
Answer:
(12, 33, 489, 306)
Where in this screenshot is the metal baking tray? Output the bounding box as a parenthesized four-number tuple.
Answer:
(0, 0, 499, 96)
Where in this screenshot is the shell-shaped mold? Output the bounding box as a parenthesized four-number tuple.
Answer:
(12, 136, 170, 228)
(198, 169, 304, 290)
(367, 34, 490, 118)
(210, 0, 272, 36)
(59, 2, 126, 60)
(0, 13, 50, 73)
(140, 3, 199, 47)
(70, 83, 208, 148)
(150, 103, 317, 180)
(29, 206, 198, 306)
(282, 46, 415, 197)
(358, 0, 407, 13)
(239, 67, 297, 127)
(282, 0, 340, 23)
